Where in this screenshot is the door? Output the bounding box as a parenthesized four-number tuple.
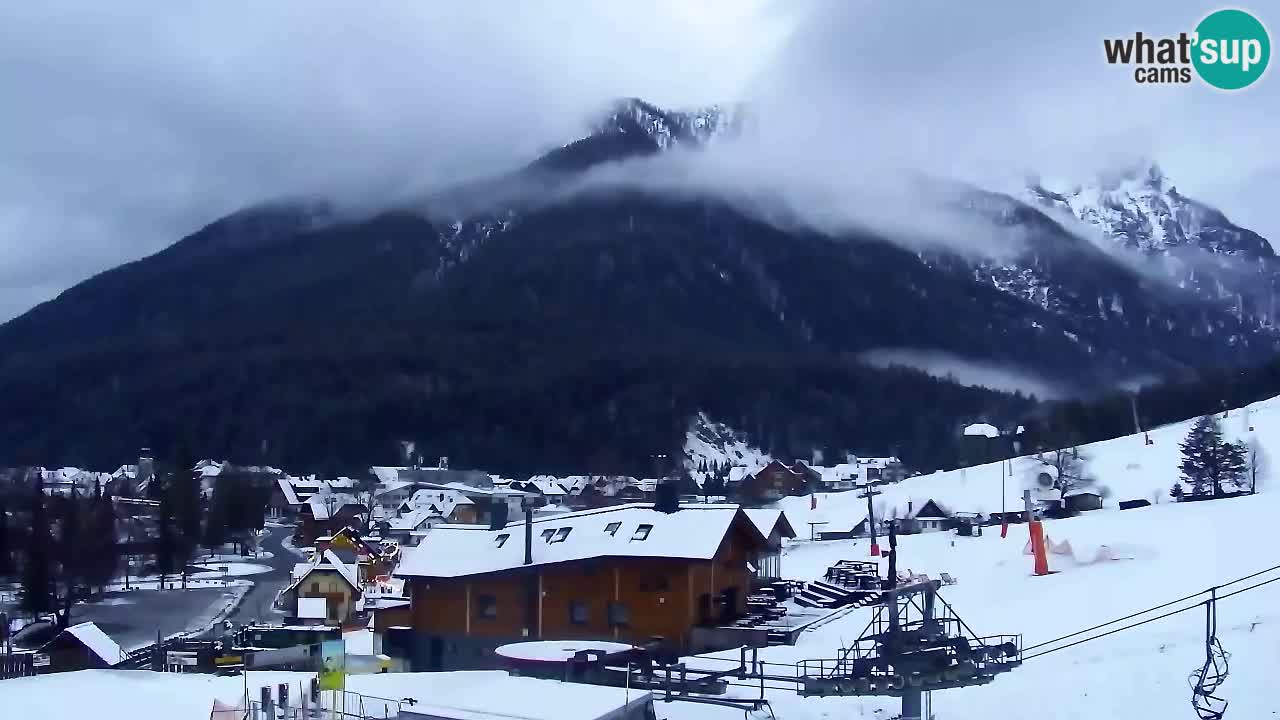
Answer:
(428, 636, 444, 670)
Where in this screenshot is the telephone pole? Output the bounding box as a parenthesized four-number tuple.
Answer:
(858, 482, 883, 557)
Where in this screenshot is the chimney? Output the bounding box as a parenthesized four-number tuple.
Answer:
(489, 500, 509, 531)
(654, 481, 679, 514)
(523, 505, 534, 565)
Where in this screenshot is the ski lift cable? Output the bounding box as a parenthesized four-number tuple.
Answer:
(1023, 573, 1280, 662)
(1022, 563, 1280, 653)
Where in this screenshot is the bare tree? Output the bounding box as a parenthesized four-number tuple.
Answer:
(1248, 439, 1266, 494)
(1037, 446, 1094, 510)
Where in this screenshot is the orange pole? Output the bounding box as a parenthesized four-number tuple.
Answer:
(1028, 520, 1050, 576)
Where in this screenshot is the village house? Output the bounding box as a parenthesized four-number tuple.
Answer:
(393, 495, 769, 670)
(39, 622, 123, 672)
(734, 460, 811, 505)
(296, 492, 368, 544)
(742, 508, 797, 583)
(279, 548, 363, 625)
(896, 498, 953, 534)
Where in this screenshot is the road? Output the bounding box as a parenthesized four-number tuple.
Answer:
(204, 525, 297, 632)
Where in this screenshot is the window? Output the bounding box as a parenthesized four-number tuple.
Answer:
(569, 600, 589, 625)
(550, 527, 572, 543)
(494, 533, 510, 548)
(631, 524, 653, 541)
(608, 602, 630, 627)
(540, 528, 556, 542)
(310, 582, 319, 594)
(604, 522, 622, 536)
(476, 594, 497, 620)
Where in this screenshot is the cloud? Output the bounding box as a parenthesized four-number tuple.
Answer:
(0, 0, 1275, 322)
(0, 0, 791, 320)
(858, 348, 1068, 399)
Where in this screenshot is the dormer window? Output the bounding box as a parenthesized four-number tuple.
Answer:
(550, 527, 572, 543)
(631, 524, 653, 541)
(494, 533, 509, 548)
(604, 522, 622, 536)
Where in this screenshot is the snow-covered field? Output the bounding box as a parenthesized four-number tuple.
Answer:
(671, 395, 1280, 719)
(779, 397, 1274, 530)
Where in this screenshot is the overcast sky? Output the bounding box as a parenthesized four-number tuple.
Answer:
(0, 1, 1275, 322)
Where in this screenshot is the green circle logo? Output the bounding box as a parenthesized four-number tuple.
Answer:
(1193, 9, 1270, 90)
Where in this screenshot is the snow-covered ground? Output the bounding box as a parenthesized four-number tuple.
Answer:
(190, 562, 273, 579)
(779, 397, 1274, 530)
(670, 394, 1280, 720)
(673, 491, 1280, 719)
(0, 669, 652, 720)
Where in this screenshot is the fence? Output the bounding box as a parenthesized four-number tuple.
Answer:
(1, 652, 36, 680)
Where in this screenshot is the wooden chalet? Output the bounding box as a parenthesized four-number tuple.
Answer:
(734, 460, 810, 505)
(39, 622, 123, 672)
(742, 508, 797, 583)
(393, 498, 770, 670)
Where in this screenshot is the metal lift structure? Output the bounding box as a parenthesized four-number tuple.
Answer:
(795, 577, 1021, 719)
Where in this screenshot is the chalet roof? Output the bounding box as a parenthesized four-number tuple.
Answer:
(1064, 486, 1103, 498)
(289, 549, 360, 593)
(964, 423, 1000, 438)
(902, 498, 952, 519)
(374, 479, 416, 497)
(56, 622, 123, 665)
(307, 493, 363, 520)
(277, 477, 302, 505)
(743, 508, 798, 540)
(396, 503, 766, 579)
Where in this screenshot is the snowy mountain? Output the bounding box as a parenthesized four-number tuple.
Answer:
(1026, 163, 1280, 329)
(2, 98, 1278, 471)
(590, 97, 748, 149)
(1028, 163, 1272, 258)
(682, 412, 771, 485)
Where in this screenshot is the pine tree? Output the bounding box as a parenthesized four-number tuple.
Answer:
(1179, 415, 1248, 498)
(20, 477, 53, 618)
(55, 487, 83, 628)
(171, 447, 201, 586)
(1169, 482, 1184, 501)
(88, 480, 120, 595)
(155, 489, 178, 590)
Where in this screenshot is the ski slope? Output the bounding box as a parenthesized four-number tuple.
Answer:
(778, 396, 1274, 531)
(675, 397, 1280, 719)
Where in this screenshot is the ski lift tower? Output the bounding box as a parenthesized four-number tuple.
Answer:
(797, 578, 1022, 720)
(857, 481, 883, 556)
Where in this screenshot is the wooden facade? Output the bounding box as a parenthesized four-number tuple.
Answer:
(735, 461, 809, 505)
(403, 516, 762, 670)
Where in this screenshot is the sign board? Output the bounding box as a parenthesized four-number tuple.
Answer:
(317, 639, 345, 691)
(297, 597, 328, 620)
(33, 654, 51, 667)
(166, 651, 199, 667)
(215, 654, 244, 666)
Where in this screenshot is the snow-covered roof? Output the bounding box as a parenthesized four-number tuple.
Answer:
(277, 477, 302, 505)
(386, 506, 442, 531)
(374, 479, 415, 496)
(396, 503, 764, 579)
(742, 508, 797, 539)
(494, 640, 635, 663)
(63, 622, 123, 665)
(964, 423, 1001, 438)
(307, 492, 362, 520)
(370, 466, 404, 484)
(290, 549, 360, 593)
